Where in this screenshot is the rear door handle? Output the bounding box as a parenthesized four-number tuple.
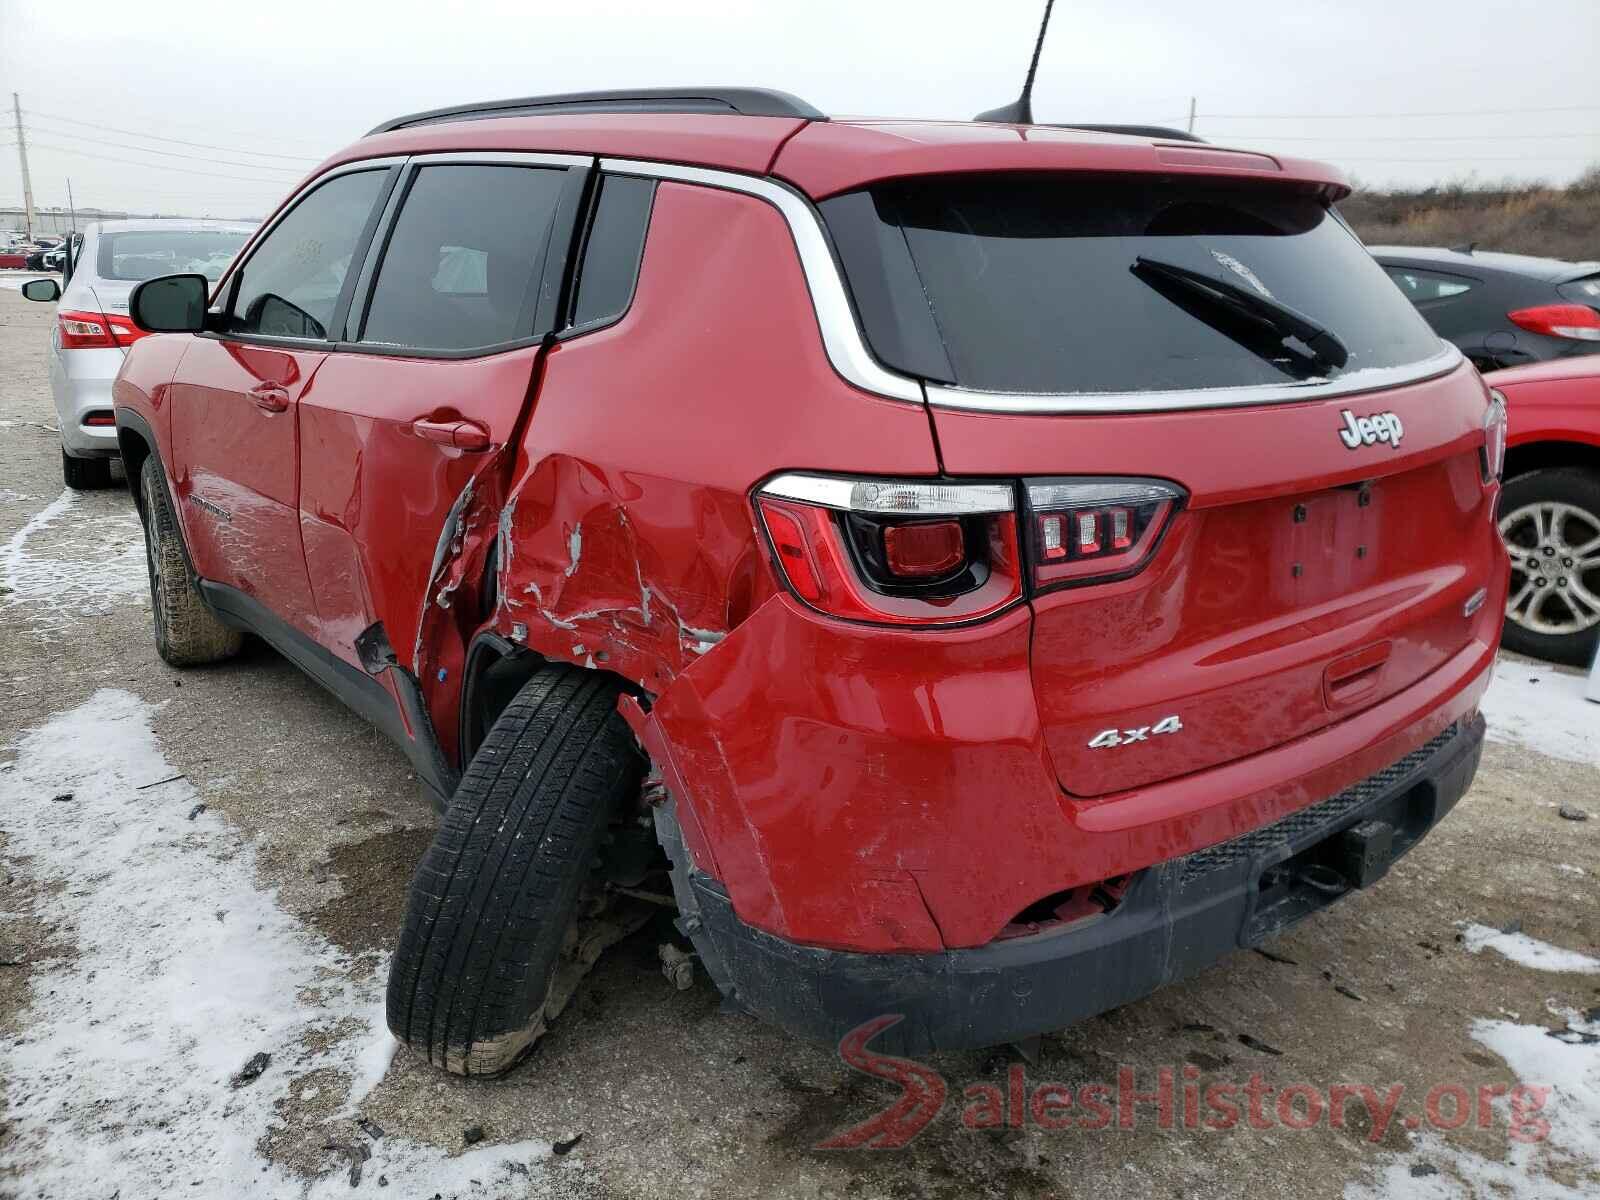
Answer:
(247, 383, 289, 413)
(411, 418, 492, 452)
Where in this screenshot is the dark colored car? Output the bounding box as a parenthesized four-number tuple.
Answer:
(111, 87, 1507, 1076)
(1485, 356, 1600, 665)
(1372, 246, 1600, 372)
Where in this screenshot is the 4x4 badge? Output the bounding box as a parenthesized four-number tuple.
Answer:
(1338, 409, 1404, 450)
(1088, 715, 1183, 749)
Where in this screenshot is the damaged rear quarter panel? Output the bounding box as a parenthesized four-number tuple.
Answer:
(493, 179, 939, 692)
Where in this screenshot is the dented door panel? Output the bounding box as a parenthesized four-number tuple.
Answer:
(298, 347, 543, 758)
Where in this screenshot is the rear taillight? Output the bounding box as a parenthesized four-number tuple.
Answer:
(1483, 389, 1508, 482)
(82, 411, 116, 427)
(1506, 303, 1600, 342)
(755, 475, 1021, 625)
(56, 310, 148, 350)
(1024, 478, 1185, 592)
(57, 310, 115, 349)
(106, 314, 150, 348)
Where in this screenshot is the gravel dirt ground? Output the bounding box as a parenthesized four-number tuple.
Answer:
(0, 281, 1596, 1199)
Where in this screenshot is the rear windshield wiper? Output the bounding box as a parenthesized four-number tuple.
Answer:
(1132, 255, 1349, 373)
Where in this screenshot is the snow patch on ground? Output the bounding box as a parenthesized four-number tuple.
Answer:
(1480, 658, 1599, 767)
(0, 487, 145, 630)
(1457, 923, 1600, 974)
(1346, 1009, 1600, 1200)
(0, 690, 559, 1197)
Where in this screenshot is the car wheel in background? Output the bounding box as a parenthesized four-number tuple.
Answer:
(1498, 467, 1600, 666)
(61, 449, 112, 490)
(386, 664, 648, 1077)
(138, 456, 244, 666)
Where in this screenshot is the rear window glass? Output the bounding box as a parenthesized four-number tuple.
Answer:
(822, 175, 1444, 394)
(98, 229, 250, 282)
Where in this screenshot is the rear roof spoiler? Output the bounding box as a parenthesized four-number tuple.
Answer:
(368, 87, 827, 135)
(1055, 124, 1207, 143)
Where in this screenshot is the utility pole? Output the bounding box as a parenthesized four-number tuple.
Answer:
(1187, 96, 1197, 135)
(12, 93, 36, 241)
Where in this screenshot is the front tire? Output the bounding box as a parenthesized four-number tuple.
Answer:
(139, 457, 243, 666)
(386, 665, 647, 1077)
(62, 448, 112, 490)
(1498, 467, 1600, 666)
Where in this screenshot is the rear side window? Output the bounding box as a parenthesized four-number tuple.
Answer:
(360, 164, 566, 352)
(1558, 275, 1600, 305)
(226, 170, 388, 340)
(569, 176, 654, 329)
(822, 175, 1445, 394)
(1384, 266, 1475, 304)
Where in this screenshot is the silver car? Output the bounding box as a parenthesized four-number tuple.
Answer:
(21, 219, 256, 488)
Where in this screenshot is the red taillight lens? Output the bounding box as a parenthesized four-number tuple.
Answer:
(1506, 304, 1600, 342)
(755, 475, 1021, 625)
(106, 314, 151, 348)
(82, 411, 116, 427)
(1025, 478, 1185, 591)
(57, 310, 115, 349)
(882, 520, 965, 579)
(759, 500, 827, 603)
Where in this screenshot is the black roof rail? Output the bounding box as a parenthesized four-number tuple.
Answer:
(368, 87, 826, 135)
(1055, 124, 1208, 144)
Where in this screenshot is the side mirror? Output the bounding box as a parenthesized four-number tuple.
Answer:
(21, 278, 60, 303)
(129, 273, 209, 334)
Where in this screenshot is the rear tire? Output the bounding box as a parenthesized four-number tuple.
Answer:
(1498, 467, 1600, 667)
(139, 457, 243, 666)
(62, 449, 112, 490)
(386, 665, 646, 1077)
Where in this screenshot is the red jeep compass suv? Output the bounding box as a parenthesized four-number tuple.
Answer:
(112, 88, 1509, 1075)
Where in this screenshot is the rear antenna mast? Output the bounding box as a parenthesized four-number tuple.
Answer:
(975, 0, 1057, 124)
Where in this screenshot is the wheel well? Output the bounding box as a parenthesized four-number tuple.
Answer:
(117, 427, 153, 514)
(1503, 440, 1600, 482)
(458, 638, 640, 767)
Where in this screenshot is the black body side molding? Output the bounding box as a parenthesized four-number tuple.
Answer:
(199, 585, 459, 810)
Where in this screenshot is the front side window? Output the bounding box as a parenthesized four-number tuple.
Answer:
(359, 164, 567, 352)
(98, 229, 251, 283)
(225, 169, 388, 340)
(823, 175, 1446, 394)
(1384, 267, 1475, 304)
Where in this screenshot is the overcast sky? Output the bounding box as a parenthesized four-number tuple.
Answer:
(2, 0, 1597, 219)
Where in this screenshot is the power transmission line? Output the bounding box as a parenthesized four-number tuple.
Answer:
(1203, 131, 1600, 143)
(1197, 103, 1600, 120)
(23, 140, 305, 184)
(22, 107, 324, 158)
(22, 123, 305, 173)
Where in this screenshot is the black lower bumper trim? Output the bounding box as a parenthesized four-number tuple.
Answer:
(677, 714, 1485, 1057)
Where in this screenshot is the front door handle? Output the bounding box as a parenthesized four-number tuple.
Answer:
(411, 418, 492, 452)
(247, 383, 289, 413)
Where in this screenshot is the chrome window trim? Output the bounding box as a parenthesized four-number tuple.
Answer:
(405, 150, 593, 169)
(924, 343, 1466, 415)
(599, 156, 926, 404)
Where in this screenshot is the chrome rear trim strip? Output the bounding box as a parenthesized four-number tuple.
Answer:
(923, 344, 1466, 415)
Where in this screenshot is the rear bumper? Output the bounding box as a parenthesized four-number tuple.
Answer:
(51, 346, 122, 457)
(673, 713, 1484, 1056)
